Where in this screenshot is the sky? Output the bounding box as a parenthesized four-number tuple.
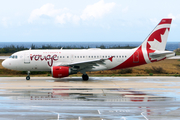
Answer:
(0, 0, 180, 42)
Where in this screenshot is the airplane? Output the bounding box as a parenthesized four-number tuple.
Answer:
(2, 18, 175, 81)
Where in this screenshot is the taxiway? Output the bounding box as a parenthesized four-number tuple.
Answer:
(0, 77, 180, 120)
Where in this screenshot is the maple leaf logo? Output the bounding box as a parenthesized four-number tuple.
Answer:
(148, 28, 169, 51)
(147, 28, 169, 61)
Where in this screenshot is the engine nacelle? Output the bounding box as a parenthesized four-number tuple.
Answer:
(51, 66, 70, 78)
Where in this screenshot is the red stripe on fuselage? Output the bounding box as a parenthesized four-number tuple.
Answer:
(111, 46, 147, 70)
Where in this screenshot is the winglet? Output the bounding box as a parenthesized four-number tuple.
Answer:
(108, 56, 114, 62)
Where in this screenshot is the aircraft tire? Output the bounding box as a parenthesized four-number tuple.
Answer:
(26, 76, 30, 80)
(82, 74, 89, 81)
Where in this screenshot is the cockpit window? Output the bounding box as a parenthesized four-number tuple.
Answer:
(9, 55, 18, 59)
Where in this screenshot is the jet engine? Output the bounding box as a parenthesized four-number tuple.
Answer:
(51, 66, 71, 78)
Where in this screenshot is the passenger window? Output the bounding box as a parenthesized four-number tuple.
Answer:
(89, 56, 90, 58)
(119, 56, 121, 58)
(67, 56, 69, 58)
(91, 56, 93, 58)
(83, 56, 85, 58)
(102, 56, 104, 58)
(75, 56, 76, 58)
(105, 56, 107, 58)
(97, 56, 99, 58)
(77, 56, 79, 58)
(63, 56, 64, 58)
(80, 56, 82, 58)
(94, 56, 96, 58)
(60, 56, 62, 58)
(122, 56, 124, 58)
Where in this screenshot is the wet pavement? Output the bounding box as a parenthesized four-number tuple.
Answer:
(0, 77, 180, 120)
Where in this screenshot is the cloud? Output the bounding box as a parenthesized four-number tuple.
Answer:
(56, 13, 72, 24)
(28, 1, 116, 25)
(72, 15, 80, 25)
(2, 17, 9, 27)
(122, 6, 129, 13)
(168, 13, 180, 20)
(80, 0, 116, 20)
(28, 3, 67, 23)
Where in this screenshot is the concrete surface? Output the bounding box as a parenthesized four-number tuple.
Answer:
(0, 77, 180, 120)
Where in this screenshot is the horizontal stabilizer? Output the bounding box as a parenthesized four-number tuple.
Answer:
(149, 51, 175, 59)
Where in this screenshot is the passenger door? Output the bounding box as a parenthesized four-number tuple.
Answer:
(24, 53, 30, 64)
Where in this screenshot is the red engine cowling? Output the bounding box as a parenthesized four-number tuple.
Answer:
(51, 66, 70, 78)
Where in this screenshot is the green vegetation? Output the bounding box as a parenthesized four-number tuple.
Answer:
(149, 73, 153, 76)
(174, 48, 180, 55)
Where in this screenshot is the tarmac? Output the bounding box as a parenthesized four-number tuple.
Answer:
(0, 77, 180, 120)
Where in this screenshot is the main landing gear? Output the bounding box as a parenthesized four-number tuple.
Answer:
(82, 74, 89, 81)
(26, 71, 30, 80)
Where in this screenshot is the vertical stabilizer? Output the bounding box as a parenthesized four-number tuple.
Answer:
(141, 18, 172, 51)
(139, 18, 172, 63)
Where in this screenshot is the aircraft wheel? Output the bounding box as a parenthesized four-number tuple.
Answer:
(82, 74, 89, 81)
(26, 76, 30, 80)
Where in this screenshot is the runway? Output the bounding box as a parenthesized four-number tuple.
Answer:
(0, 77, 180, 120)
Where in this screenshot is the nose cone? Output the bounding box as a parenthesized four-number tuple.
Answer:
(2, 60, 7, 69)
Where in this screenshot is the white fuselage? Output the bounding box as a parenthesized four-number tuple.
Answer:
(2, 48, 136, 72)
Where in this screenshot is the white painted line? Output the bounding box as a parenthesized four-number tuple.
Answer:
(31, 106, 60, 120)
(121, 117, 126, 120)
(141, 112, 148, 120)
(97, 110, 101, 114)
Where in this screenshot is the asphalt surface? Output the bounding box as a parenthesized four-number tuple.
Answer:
(0, 77, 180, 120)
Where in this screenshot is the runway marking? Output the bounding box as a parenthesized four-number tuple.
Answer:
(121, 117, 126, 120)
(141, 112, 148, 120)
(31, 106, 60, 120)
(102, 89, 106, 96)
(97, 110, 101, 114)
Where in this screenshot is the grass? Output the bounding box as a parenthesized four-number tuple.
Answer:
(0, 53, 12, 56)
(0, 59, 180, 77)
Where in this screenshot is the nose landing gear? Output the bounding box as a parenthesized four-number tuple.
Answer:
(26, 71, 30, 80)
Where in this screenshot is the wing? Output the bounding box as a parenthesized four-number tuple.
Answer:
(56, 56, 114, 71)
